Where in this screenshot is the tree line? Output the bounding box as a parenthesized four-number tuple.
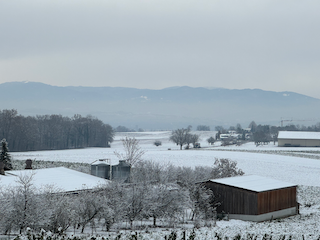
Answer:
(0, 109, 114, 152)
(216, 121, 320, 135)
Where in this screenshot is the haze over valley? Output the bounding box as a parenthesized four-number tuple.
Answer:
(1, 81, 319, 130)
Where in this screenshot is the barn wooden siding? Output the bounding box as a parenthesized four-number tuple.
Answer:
(257, 187, 296, 214)
(204, 181, 258, 215)
(204, 181, 297, 215)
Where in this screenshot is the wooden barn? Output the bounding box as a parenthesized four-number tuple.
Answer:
(203, 175, 298, 222)
(278, 131, 320, 147)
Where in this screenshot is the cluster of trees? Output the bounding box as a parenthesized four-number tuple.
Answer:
(207, 137, 215, 145)
(173, 121, 320, 148)
(114, 125, 144, 132)
(0, 158, 244, 234)
(0, 109, 114, 151)
(169, 127, 200, 150)
(217, 121, 320, 136)
(252, 122, 320, 133)
(196, 125, 210, 131)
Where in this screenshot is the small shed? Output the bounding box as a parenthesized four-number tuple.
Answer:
(203, 175, 297, 222)
(278, 131, 320, 147)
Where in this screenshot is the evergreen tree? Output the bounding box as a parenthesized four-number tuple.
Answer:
(0, 138, 12, 170)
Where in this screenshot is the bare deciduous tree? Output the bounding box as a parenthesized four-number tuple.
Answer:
(100, 182, 126, 231)
(4, 173, 40, 233)
(169, 128, 191, 150)
(74, 190, 104, 233)
(146, 184, 186, 227)
(188, 134, 200, 148)
(207, 136, 215, 145)
(45, 192, 73, 234)
(114, 137, 145, 166)
(123, 184, 148, 229)
(188, 184, 215, 222)
(211, 158, 244, 179)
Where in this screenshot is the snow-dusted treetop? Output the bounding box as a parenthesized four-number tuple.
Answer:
(209, 175, 296, 192)
(0, 167, 109, 193)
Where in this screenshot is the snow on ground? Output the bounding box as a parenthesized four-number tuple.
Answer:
(0, 167, 108, 192)
(7, 131, 320, 238)
(11, 131, 320, 187)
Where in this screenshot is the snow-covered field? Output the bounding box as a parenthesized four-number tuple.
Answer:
(11, 131, 320, 187)
(9, 131, 320, 238)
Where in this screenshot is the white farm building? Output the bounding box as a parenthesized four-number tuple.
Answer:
(278, 131, 320, 147)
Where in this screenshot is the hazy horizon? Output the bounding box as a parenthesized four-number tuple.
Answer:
(1, 1, 320, 98)
(1, 81, 319, 130)
(5, 81, 320, 100)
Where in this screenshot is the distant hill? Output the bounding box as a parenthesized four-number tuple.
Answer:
(1, 81, 319, 129)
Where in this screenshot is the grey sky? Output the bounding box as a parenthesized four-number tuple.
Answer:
(1, 0, 320, 98)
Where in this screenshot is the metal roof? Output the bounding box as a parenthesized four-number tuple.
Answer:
(209, 175, 296, 192)
(278, 131, 320, 140)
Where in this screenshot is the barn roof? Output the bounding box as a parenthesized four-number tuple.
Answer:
(0, 167, 109, 193)
(278, 131, 320, 140)
(209, 175, 296, 192)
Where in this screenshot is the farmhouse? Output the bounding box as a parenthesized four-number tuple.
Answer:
(278, 131, 320, 147)
(0, 167, 108, 193)
(203, 175, 297, 222)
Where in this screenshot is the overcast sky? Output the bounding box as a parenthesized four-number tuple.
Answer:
(1, 0, 320, 98)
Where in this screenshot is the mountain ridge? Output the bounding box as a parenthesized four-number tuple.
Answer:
(0, 81, 319, 129)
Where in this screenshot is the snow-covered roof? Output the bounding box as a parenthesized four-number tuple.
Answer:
(209, 175, 296, 192)
(91, 159, 110, 165)
(278, 131, 320, 140)
(0, 167, 109, 193)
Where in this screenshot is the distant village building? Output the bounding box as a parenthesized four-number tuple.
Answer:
(278, 131, 320, 147)
(203, 175, 298, 222)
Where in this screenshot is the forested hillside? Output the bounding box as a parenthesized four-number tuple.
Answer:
(0, 109, 114, 152)
(1, 82, 320, 129)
